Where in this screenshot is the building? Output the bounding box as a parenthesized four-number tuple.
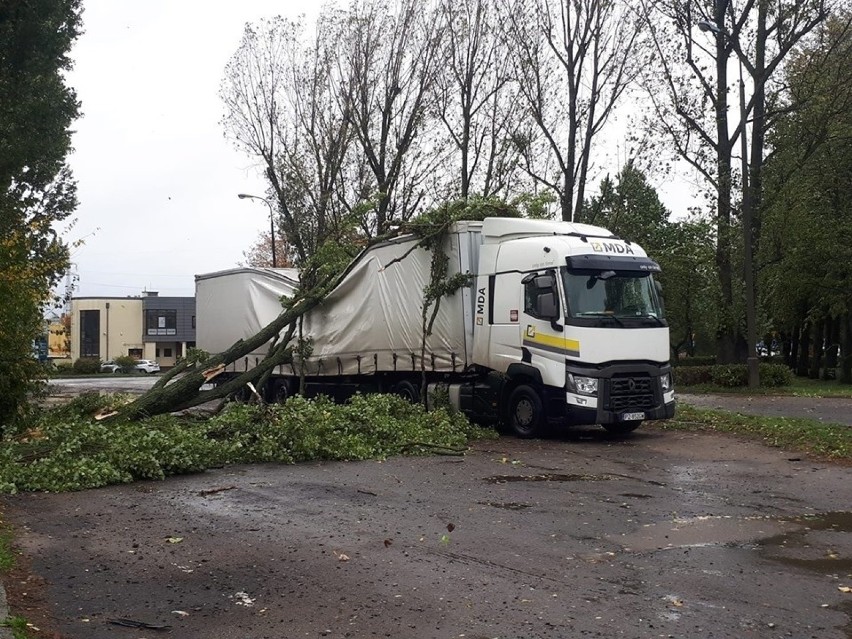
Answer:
(69, 291, 195, 367)
(141, 292, 196, 367)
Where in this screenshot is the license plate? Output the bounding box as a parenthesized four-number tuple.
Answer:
(621, 412, 644, 421)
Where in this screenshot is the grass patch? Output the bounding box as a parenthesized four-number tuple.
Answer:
(656, 404, 852, 460)
(0, 526, 13, 573)
(1, 616, 34, 639)
(0, 392, 496, 494)
(680, 377, 852, 398)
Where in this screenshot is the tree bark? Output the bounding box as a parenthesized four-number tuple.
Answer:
(809, 318, 824, 379)
(823, 315, 839, 379)
(841, 313, 852, 385)
(116, 287, 329, 421)
(796, 321, 811, 378)
(788, 324, 800, 370)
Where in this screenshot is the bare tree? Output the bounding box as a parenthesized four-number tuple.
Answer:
(221, 12, 353, 277)
(341, 0, 447, 236)
(639, 0, 830, 366)
(501, 0, 643, 221)
(434, 0, 522, 199)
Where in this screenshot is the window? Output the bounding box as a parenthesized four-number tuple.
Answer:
(79, 310, 100, 357)
(164, 348, 173, 358)
(128, 348, 142, 359)
(191, 315, 196, 329)
(522, 272, 559, 320)
(155, 348, 160, 358)
(562, 269, 664, 319)
(146, 309, 177, 336)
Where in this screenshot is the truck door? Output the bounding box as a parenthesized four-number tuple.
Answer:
(519, 270, 571, 388)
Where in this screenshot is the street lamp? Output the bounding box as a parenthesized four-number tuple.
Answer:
(697, 18, 760, 388)
(237, 193, 277, 268)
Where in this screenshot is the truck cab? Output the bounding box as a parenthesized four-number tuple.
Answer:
(471, 218, 675, 436)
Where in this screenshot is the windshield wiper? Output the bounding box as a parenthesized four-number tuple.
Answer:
(578, 312, 625, 327)
(638, 314, 666, 326)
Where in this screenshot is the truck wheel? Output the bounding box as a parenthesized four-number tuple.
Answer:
(507, 385, 544, 438)
(231, 385, 252, 403)
(393, 380, 420, 404)
(267, 379, 290, 404)
(603, 421, 641, 435)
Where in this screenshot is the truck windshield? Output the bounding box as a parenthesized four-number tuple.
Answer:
(561, 268, 665, 323)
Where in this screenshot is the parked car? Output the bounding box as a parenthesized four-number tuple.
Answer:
(100, 360, 122, 373)
(134, 359, 160, 374)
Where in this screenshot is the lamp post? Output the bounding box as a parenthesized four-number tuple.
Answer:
(697, 19, 760, 389)
(237, 193, 277, 268)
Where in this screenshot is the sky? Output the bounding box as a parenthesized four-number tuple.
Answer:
(66, 0, 317, 298)
(65, 0, 699, 299)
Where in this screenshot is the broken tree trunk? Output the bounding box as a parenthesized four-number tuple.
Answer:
(116, 287, 326, 421)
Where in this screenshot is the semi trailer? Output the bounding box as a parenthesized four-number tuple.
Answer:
(196, 217, 675, 437)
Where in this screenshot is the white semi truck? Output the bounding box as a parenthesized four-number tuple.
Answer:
(196, 217, 675, 437)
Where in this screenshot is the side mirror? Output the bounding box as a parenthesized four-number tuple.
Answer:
(537, 291, 559, 319)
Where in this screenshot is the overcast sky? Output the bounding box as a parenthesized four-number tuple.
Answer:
(66, 0, 317, 298)
(66, 0, 697, 299)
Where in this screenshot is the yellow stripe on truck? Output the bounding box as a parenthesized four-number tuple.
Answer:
(523, 333, 580, 357)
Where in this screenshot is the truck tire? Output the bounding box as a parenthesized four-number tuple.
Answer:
(231, 385, 253, 403)
(267, 379, 290, 404)
(603, 421, 641, 435)
(506, 385, 544, 438)
(393, 380, 420, 404)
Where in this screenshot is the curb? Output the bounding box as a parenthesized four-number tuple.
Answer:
(0, 581, 12, 639)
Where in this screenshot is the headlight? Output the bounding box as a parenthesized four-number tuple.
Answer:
(660, 372, 673, 392)
(568, 373, 598, 396)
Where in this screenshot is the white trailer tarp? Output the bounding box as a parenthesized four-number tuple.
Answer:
(195, 268, 299, 372)
(302, 235, 471, 376)
(195, 227, 479, 376)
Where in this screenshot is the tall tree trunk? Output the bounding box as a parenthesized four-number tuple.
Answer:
(823, 316, 839, 379)
(809, 318, 824, 379)
(841, 313, 852, 385)
(796, 321, 811, 378)
(788, 325, 800, 370)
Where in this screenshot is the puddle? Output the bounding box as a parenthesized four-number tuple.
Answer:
(615, 511, 852, 578)
(479, 501, 531, 511)
(620, 493, 654, 500)
(616, 515, 798, 552)
(787, 511, 852, 533)
(484, 473, 612, 484)
(758, 511, 852, 574)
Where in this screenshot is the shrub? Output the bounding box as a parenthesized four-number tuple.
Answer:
(673, 363, 792, 388)
(52, 361, 74, 375)
(759, 363, 793, 387)
(673, 365, 713, 386)
(710, 365, 748, 387)
(72, 358, 101, 375)
(113, 355, 137, 373)
(673, 356, 716, 368)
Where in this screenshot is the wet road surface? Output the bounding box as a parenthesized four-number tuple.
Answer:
(5, 429, 852, 638)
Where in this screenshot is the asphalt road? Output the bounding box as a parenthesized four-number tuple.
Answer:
(4, 429, 852, 639)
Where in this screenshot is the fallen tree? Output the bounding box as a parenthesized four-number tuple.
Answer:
(115, 278, 332, 421)
(116, 199, 520, 421)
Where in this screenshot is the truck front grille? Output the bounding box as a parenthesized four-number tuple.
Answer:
(606, 376, 655, 412)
